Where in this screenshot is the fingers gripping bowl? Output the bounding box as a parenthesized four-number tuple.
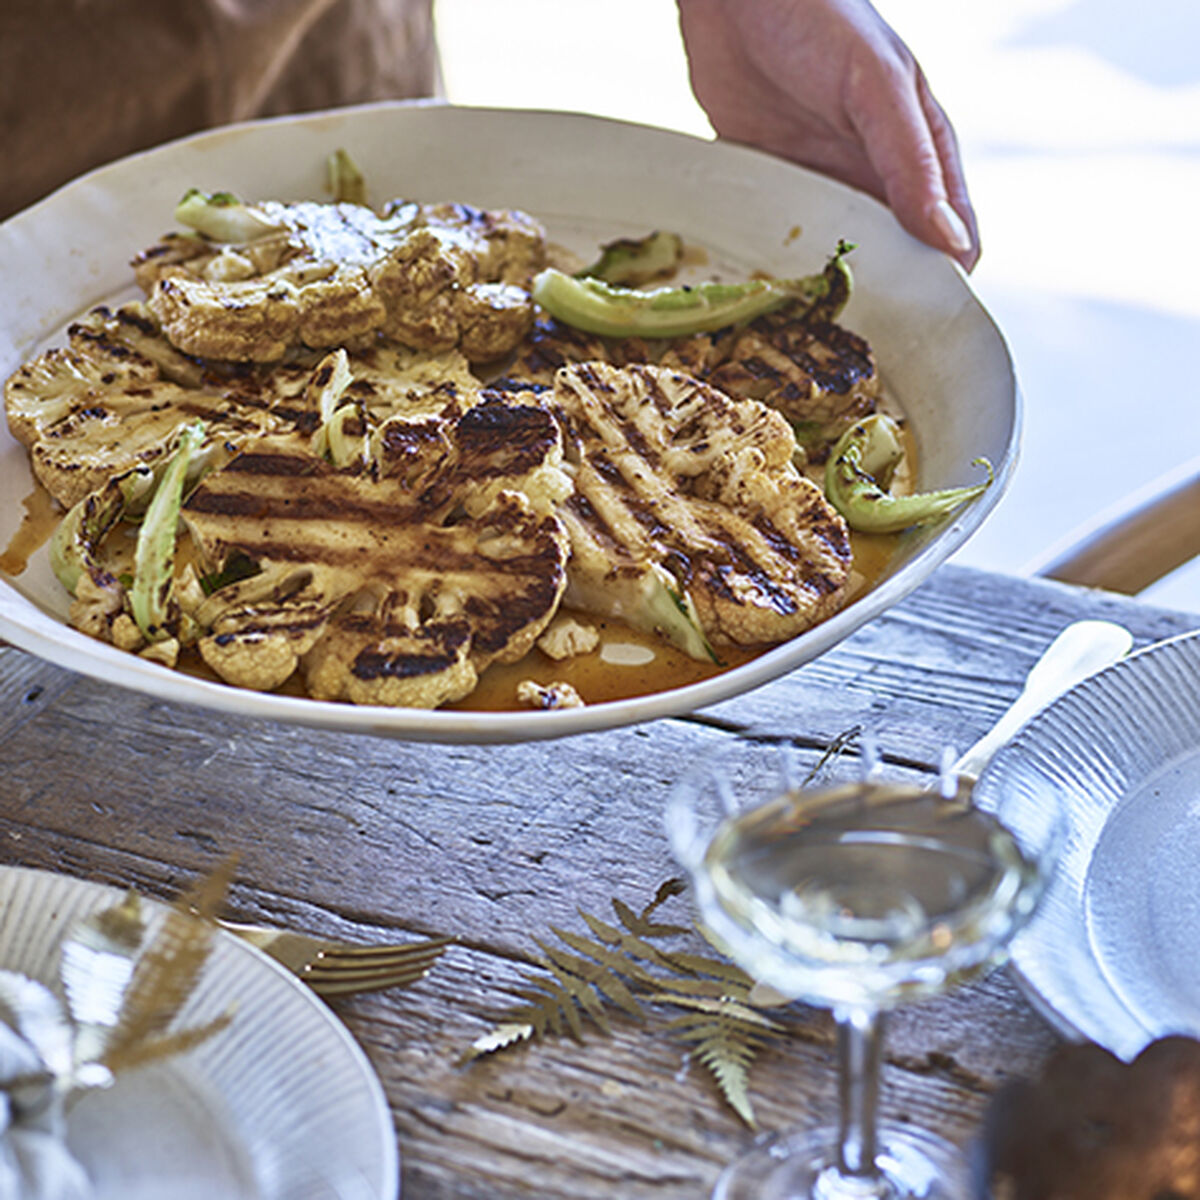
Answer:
(0, 103, 1019, 742)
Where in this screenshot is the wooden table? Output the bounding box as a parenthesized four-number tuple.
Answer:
(1, 564, 1196, 1198)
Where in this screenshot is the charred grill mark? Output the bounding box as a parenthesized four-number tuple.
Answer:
(223, 451, 324, 477)
(740, 356, 781, 384)
(574, 361, 616, 394)
(752, 513, 805, 564)
(481, 378, 551, 397)
(352, 642, 465, 681)
(710, 556, 800, 617)
(212, 608, 328, 644)
(563, 491, 628, 559)
(262, 400, 321, 433)
(185, 484, 412, 528)
(587, 452, 627, 492)
(625, 496, 672, 540)
(642, 371, 677, 418)
(618, 410, 659, 466)
(454, 399, 557, 478)
(114, 307, 161, 337)
(800, 564, 844, 597)
(465, 575, 562, 657)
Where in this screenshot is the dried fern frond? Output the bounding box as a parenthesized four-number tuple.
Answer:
(576, 909, 689, 979)
(96, 859, 237, 1074)
(102, 1010, 234, 1075)
(462, 879, 793, 1126)
(61, 889, 147, 1065)
(663, 994, 782, 1129)
(462, 1022, 535, 1062)
(542, 930, 647, 1016)
(614, 892, 690, 939)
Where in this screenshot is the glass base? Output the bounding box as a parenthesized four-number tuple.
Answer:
(711, 1124, 972, 1200)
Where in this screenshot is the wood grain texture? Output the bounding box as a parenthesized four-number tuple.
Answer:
(0, 564, 1196, 1197)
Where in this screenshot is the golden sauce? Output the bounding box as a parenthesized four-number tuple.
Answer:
(449, 614, 758, 713)
(455, 525, 898, 713)
(0, 481, 60, 576)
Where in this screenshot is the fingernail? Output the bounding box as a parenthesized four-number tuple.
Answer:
(930, 199, 973, 255)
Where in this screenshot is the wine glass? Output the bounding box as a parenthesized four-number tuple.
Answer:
(664, 733, 1062, 1200)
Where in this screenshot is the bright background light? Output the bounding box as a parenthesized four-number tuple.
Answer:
(435, 0, 1200, 610)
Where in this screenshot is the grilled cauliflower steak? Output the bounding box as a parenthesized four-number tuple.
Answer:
(135, 199, 545, 364)
(3, 180, 902, 714)
(4, 303, 489, 512)
(676, 309, 880, 462)
(181, 397, 571, 707)
(498, 305, 879, 465)
(552, 362, 852, 651)
(5, 304, 281, 507)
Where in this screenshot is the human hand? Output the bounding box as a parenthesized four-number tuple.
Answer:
(677, 0, 980, 271)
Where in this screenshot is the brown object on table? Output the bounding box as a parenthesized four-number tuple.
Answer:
(979, 1036, 1200, 1200)
(1029, 452, 1200, 596)
(1, 565, 1199, 1197)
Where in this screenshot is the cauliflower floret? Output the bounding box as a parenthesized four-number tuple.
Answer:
(369, 230, 534, 363)
(5, 304, 496, 512)
(409, 201, 546, 284)
(194, 564, 344, 692)
(148, 264, 385, 363)
(110, 614, 145, 652)
(4, 321, 160, 448)
(516, 680, 585, 709)
(139, 637, 180, 668)
(536, 615, 600, 661)
(303, 610, 477, 709)
(68, 572, 125, 641)
(298, 491, 569, 708)
(7, 305, 281, 507)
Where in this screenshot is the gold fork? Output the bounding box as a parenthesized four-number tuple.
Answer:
(217, 918, 454, 997)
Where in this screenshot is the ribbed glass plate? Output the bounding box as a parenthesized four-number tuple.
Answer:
(974, 630, 1200, 1060)
(0, 866, 398, 1198)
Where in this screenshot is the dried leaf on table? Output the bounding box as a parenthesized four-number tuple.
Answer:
(461, 881, 790, 1126)
(59, 859, 237, 1081)
(660, 993, 784, 1130)
(99, 859, 236, 1067)
(101, 1011, 234, 1076)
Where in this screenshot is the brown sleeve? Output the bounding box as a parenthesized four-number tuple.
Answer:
(0, 0, 438, 221)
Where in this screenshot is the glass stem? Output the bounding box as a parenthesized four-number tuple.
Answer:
(835, 1006, 886, 1179)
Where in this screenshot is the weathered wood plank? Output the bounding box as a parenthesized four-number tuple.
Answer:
(697, 566, 1199, 763)
(0, 565, 1193, 1197)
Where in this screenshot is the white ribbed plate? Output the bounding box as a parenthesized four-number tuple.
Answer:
(0, 866, 398, 1199)
(973, 630, 1200, 1061)
(0, 101, 1019, 743)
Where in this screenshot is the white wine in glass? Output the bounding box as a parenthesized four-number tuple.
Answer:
(666, 737, 1061, 1200)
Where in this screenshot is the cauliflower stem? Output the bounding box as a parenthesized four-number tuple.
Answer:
(50, 466, 156, 596)
(130, 422, 205, 641)
(533, 240, 854, 339)
(825, 413, 993, 533)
